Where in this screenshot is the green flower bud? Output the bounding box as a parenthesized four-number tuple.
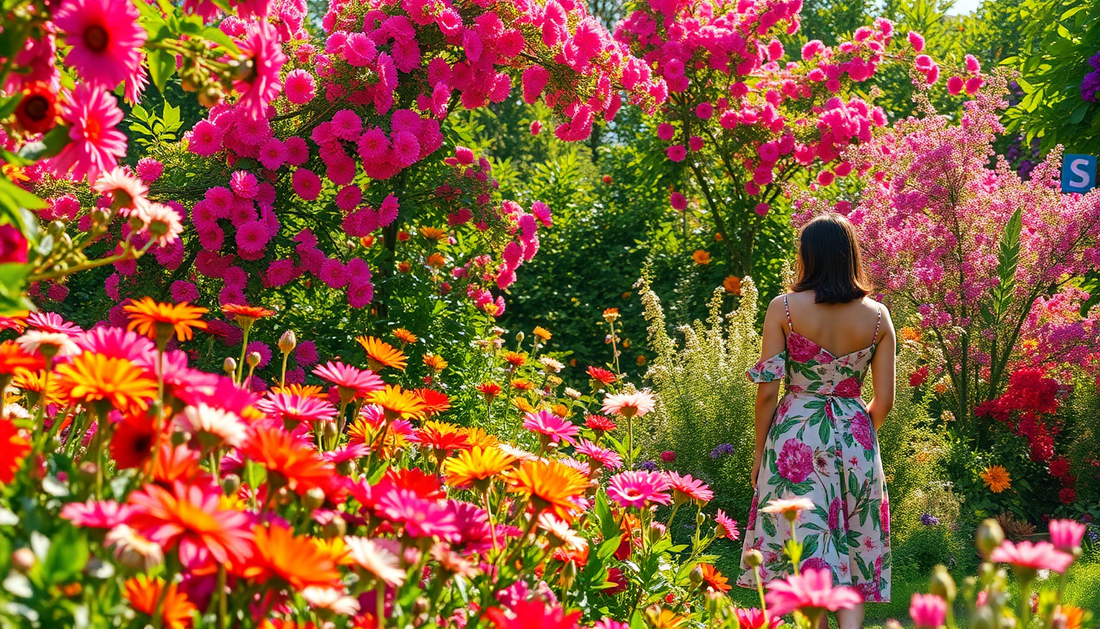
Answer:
(976, 519, 1004, 558)
(223, 357, 237, 375)
(279, 330, 297, 354)
(303, 487, 325, 511)
(221, 474, 241, 497)
(930, 565, 957, 602)
(247, 351, 261, 368)
(744, 549, 764, 568)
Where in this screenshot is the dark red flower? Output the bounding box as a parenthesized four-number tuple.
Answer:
(1049, 457, 1070, 478)
(1058, 487, 1077, 505)
(0, 225, 28, 265)
(14, 84, 58, 134)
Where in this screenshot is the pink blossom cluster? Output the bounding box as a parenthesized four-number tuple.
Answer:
(614, 0, 905, 211)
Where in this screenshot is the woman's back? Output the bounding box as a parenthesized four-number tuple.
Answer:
(780, 291, 883, 357)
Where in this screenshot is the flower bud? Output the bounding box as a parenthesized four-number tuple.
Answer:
(221, 474, 241, 497)
(561, 559, 577, 590)
(321, 516, 347, 539)
(279, 330, 297, 354)
(885, 620, 904, 629)
(696, 511, 707, 526)
(48, 220, 66, 238)
(303, 487, 325, 511)
(929, 565, 957, 602)
(969, 606, 996, 629)
(976, 519, 1004, 558)
(11, 547, 36, 573)
(247, 352, 261, 368)
(323, 421, 339, 443)
(223, 357, 237, 375)
(744, 549, 764, 568)
(689, 565, 704, 586)
(515, 332, 525, 343)
(704, 590, 722, 616)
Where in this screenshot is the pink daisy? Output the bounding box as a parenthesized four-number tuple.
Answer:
(990, 540, 1074, 575)
(292, 168, 322, 201)
(54, 0, 146, 90)
(27, 312, 83, 336)
(257, 138, 287, 170)
(135, 158, 163, 183)
(667, 471, 713, 504)
(322, 443, 370, 464)
(765, 568, 863, 618)
(61, 499, 134, 529)
(1048, 519, 1086, 554)
(138, 202, 184, 247)
(234, 22, 287, 120)
(909, 593, 946, 629)
(574, 439, 622, 470)
(606, 471, 672, 509)
(93, 167, 148, 215)
(601, 390, 656, 419)
(257, 392, 338, 427)
(312, 361, 384, 398)
(188, 120, 225, 156)
(715, 509, 739, 540)
(522, 409, 579, 445)
(284, 136, 309, 165)
(284, 69, 316, 105)
(127, 481, 253, 565)
(50, 84, 127, 182)
(376, 489, 458, 539)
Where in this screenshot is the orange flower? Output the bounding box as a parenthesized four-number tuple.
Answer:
(0, 340, 45, 376)
(501, 351, 526, 368)
(445, 446, 516, 491)
(532, 326, 552, 341)
(511, 379, 534, 391)
(602, 308, 620, 322)
(418, 226, 448, 242)
(901, 327, 921, 342)
(397, 261, 412, 273)
(242, 426, 335, 495)
(0, 418, 31, 485)
(241, 524, 341, 590)
(692, 250, 711, 265)
(13, 369, 64, 405)
(348, 415, 408, 456)
(698, 563, 731, 592)
(413, 420, 471, 457)
(414, 388, 451, 415)
(422, 353, 447, 372)
(222, 303, 275, 326)
(356, 336, 408, 372)
(124, 297, 208, 343)
(512, 397, 535, 413)
(981, 465, 1012, 493)
(55, 354, 158, 414)
(366, 384, 426, 421)
(123, 576, 197, 629)
(270, 383, 326, 398)
(723, 276, 742, 295)
(506, 459, 589, 522)
(460, 426, 499, 448)
(393, 328, 418, 344)
(427, 252, 446, 268)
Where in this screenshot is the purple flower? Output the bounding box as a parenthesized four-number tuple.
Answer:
(776, 439, 813, 484)
(639, 461, 657, 471)
(710, 443, 734, 458)
(920, 513, 940, 526)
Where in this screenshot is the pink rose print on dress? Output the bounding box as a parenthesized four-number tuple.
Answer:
(776, 439, 814, 484)
(850, 411, 875, 450)
(833, 377, 862, 397)
(880, 497, 890, 536)
(857, 582, 882, 602)
(828, 496, 841, 531)
(802, 557, 832, 574)
(747, 493, 759, 528)
(787, 333, 819, 362)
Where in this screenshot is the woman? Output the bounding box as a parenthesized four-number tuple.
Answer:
(737, 214, 895, 628)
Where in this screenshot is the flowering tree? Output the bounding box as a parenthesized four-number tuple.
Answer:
(613, 0, 927, 276)
(795, 76, 1100, 429)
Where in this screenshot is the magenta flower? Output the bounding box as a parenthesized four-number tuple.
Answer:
(765, 568, 863, 618)
(1048, 519, 1086, 554)
(377, 489, 458, 539)
(234, 22, 287, 120)
(607, 471, 671, 509)
(990, 540, 1074, 575)
(909, 593, 946, 629)
(61, 499, 134, 529)
(574, 439, 623, 470)
(49, 85, 127, 182)
(523, 410, 579, 446)
(715, 509, 739, 541)
(666, 471, 713, 504)
(54, 0, 146, 90)
(776, 439, 813, 484)
(312, 361, 384, 398)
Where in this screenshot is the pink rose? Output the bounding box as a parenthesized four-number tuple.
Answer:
(787, 332, 819, 362)
(776, 439, 813, 484)
(834, 377, 862, 398)
(850, 410, 874, 450)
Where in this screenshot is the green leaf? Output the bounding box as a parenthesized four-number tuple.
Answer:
(148, 50, 175, 95)
(42, 526, 89, 585)
(0, 176, 46, 213)
(17, 125, 72, 162)
(201, 26, 241, 54)
(992, 208, 1022, 322)
(0, 94, 21, 120)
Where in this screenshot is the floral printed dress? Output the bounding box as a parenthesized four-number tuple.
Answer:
(737, 296, 891, 602)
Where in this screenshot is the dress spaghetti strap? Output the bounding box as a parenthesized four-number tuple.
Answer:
(872, 305, 882, 346)
(782, 295, 793, 331)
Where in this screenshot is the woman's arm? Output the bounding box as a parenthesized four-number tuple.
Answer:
(868, 305, 896, 431)
(752, 297, 787, 487)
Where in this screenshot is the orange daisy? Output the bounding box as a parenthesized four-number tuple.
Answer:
(506, 459, 589, 522)
(366, 384, 426, 421)
(222, 303, 275, 327)
(532, 327, 552, 342)
(512, 397, 535, 413)
(445, 446, 516, 491)
(412, 420, 471, 457)
(241, 426, 335, 496)
(356, 336, 408, 372)
(418, 226, 447, 242)
(269, 383, 326, 397)
(348, 415, 408, 456)
(393, 328, 418, 344)
(123, 576, 197, 629)
(55, 354, 158, 414)
(241, 524, 341, 590)
(0, 340, 45, 377)
(501, 351, 526, 368)
(459, 426, 499, 448)
(0, 418, 31, 485)
(13, 369, 64, 405)
(414, 388, 450, 415)
(422, 354, 447, 372)
(124, 297, 208, 343)
(511, 379, 534, 391)
(698, 563, 731, 593)
(426, 252, 446, 268)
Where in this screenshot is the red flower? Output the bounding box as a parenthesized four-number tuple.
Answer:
(1049, 457, 1070, 478)
(908, 365, 929, 387)
(1059, 487, 1077, 505)
(585, 414, 617, 433)
(787, 333, 819, 363)
(586, 366, 616, 386)
(14, 83, 58, 134)
(0, 225, 28, 265)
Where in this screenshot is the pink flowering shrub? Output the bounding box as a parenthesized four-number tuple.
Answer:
(614, 0, 924, 276)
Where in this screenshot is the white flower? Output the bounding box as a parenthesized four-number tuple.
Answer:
(177, 404, 247, 448)
(537, 513, 586, 551)
(138, 202, 184, 247)
(16, 331, 80, 358)
(105, 524, 164, 571)
(538, 356, 564, 373)
(343, 537, 406, 587)
(301, 587, 360, 615)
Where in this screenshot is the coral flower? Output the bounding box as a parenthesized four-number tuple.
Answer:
(501, 351, 527, 368)
(601, 390, 656, 418)
(313, 361, 384, 401)
(667, 472, 713, 504)
(376, 489, 458, 538)
(574, 439, 623, 470)
(444, 446, 517, 491)
(698, 563, 731, 593)
(990, 540, 1074, 576)
(127, 481, 253, 565)
(56, 353, 158, 414)
(257, 392, 337, 427)
(506, 459, 589, 522)
(477, 382, 502, 399)
(222, 303, 275, 326)
(54, 0, 145, 89)
(765, 568, 863, 619)
(693, 250, 711, 265)
(411, 420, 471, 456)
(240, 425, 335, 496)
(50, 84, 127, 182)
(0, 340, 46, 377)
(393, 328, 418, 344)
(344, 537, 406, 586)
(366, 384, 427, 421)
(0, 418, 31, 485)
(93, 167, 147, 214)
(523, 409, 580, 445)
(177, 404, 247, 449)
(1049, 519, 1086, 554)
(715, 509, 739, 541)
(910, 593, 947, 629)
(17, 330, 81, 359)
(735, 607, 782, 629)
(124, 297, 209, 343)
(242, 524, 341, 590)
(585, 414, 617, 433)
(356, 336, 408, 371)
(414, 388, 451, 415)
(607, 471, 672, 509)
(123, 576, 196, 629)
(486, 598, 580, 629)
(110, 413, 160, 469)
(587, 366, 616, 386)
(532, 326, 552, 342)
(980, 465, 1011, 493)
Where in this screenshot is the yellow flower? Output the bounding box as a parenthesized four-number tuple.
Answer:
(418, 226, 448, 242)
(422, 354, 448, 372)
(445, 446, 517, 491)
(981, 465, 1011, 493)
(56, 354, 158, 414)
(356, 336, 408, 372)
(512, 397, 535, 413)
(692, 250, 711, 265)
(532, 326, 552, 341)
(505, 459, 589, 522)
(459, 426, 498, 448)
(366, 384, 426, 421)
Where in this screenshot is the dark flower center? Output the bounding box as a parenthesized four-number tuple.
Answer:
(22, 95, 50, 121)
(83, 25, 110, 53)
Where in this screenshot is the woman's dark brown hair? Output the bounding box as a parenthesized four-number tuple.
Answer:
(791, 213, 872, 304)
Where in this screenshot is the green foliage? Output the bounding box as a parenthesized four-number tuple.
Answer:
(1003, 0, 1100, 153)
(639, 275, 761, 517)
(1063, 372, 1100, 506)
